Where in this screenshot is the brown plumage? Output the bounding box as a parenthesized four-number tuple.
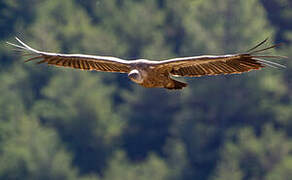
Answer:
(7, 37, 286, 90)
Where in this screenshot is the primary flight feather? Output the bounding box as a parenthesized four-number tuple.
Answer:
(7, 37, 286, 90)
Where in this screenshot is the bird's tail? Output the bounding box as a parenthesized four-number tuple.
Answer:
(166, 79, 188, 90)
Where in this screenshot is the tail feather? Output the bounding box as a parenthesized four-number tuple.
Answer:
(165, 79, 188, 90)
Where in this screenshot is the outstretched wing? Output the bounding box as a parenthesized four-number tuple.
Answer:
(154, 39, 286, 77)
(7, 37, 131, 73)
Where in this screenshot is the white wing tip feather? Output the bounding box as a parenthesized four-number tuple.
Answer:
(15, 37, 39, 52)
(6, 37, 40, 53)
(253, 58, 286, 68)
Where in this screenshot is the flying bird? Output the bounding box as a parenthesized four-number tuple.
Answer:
(7, 37, 286, 90)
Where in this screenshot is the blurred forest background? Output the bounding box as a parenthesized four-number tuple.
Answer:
(0, 0, 291, 179)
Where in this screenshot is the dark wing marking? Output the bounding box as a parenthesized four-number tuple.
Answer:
(6, 37, 131, 73)
(153, 39, 287, 77)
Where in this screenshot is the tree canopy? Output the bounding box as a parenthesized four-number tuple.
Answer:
(0, 0, 291, 179)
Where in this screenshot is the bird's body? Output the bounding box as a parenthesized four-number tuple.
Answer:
(126, 60, 181, 89)
(7, 38, 286, 90)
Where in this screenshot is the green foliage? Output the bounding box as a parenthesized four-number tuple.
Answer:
(32, 70, 124, 173)
(0, 115, 84, 180)
(103, 151, 169, 180)
(182, 0, 273, 54)
(0, 0, 291, 180)
(213, 125, 292, 180)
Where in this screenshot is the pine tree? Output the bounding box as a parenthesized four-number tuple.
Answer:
(170, 0, 278, 179)
(103, 151, 169, 180)
(212, 125, 292, 180)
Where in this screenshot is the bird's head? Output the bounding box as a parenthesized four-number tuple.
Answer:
(128, 69, 143, 84)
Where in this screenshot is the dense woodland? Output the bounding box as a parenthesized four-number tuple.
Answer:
(0, 0, 291, 179)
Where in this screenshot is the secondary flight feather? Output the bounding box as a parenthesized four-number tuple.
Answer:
(7, 37, 286, 90)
